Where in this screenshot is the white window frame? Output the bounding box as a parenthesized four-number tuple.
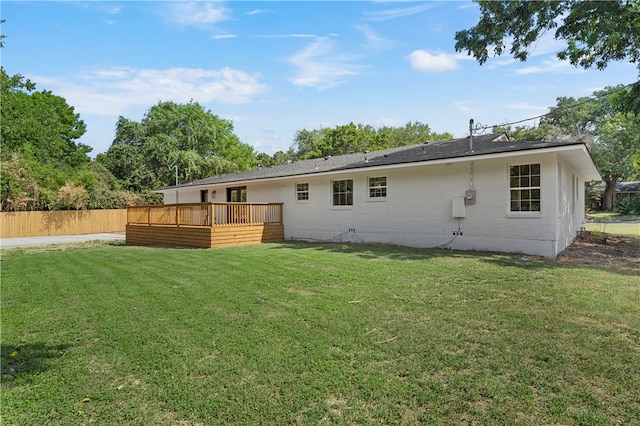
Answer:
(367, 176, 387, 201)
(508, 163, 541, 215)
(331, 179, 353, 207)
(295, 182, 309, 202)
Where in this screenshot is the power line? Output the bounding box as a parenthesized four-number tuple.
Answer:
(471, 80, 639, 134)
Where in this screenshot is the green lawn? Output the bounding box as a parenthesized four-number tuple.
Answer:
(585, 223, 640, 237)
(2, 241, 639, 425)
(585, 213, 640, 236)
(587, 212, 640, 223)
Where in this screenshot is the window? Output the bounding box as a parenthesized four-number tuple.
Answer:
(296, 183, 309, 201)
(510, 164, 541, 212)
(332, 179, 353, 206)
(227, 186, 247, 202)
(200, 190, 209, 202)
(368, 176, 387, 199)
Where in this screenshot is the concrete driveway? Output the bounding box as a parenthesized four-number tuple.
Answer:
(0, 233, 126, 249)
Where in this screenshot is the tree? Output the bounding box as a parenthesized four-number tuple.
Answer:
(380, 121, 453, 147)
(272, 151, 291, 166)
(454, 1, 640, 113)
(100, 101, 257, 190)
(495, 86, 640, 211)
(1, 68, 90, 168)
(256, 153, 275, 168)
(287, 121, 452, 161)
(1, 154, 45, 211)
(544, 86, 640, 211)
(0, 45, 148, 210)
(95, 144, 154, 192)
(587, 112, 640, 211)
(0, 68, 100, 211)
(307, 123, 380, 158)
(491, 124, 558, 142)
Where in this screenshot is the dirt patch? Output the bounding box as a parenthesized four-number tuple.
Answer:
(556, 231, 640, 269)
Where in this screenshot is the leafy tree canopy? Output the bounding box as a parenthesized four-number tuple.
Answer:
(99, 100, 256, 190)
(280, 121, 452, 164)
(0, 68, 117, 211)
(495, 85, 640, 211)
(455, 1, 640, 70)
(1, 67, 91, 168)
(454, 1, 640, 113)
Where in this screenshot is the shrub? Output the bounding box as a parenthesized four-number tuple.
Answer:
(54, 182, 88, 210)
(614, 195, 640, 215)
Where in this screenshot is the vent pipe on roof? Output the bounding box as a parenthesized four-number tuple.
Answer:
(469, 119, 474, 152)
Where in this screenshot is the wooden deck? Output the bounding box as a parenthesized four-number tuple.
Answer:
(126, 202, 284, 248)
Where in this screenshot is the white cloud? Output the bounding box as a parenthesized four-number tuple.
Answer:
(289, 39, 364, 90)
(527, 32, 566, 58)
(212, 34, 237, 40)
(247, 9, 270, 16)
(103, 5, 122, 15)
(485, 57, 518, 69)
(458, 2, 478, 10)
(33, 67, 269, 117)
(478, 29, 567, 70)
(409, 50, 458, 72)
(355, 24, 391, 50)
(365, 3, 438, 21)
(516, 58, 586, 75)
(165, 2, 231, 26)
(258, 34, 318, 39)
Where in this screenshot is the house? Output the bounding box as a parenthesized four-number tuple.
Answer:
(153, 133, 601, 257)
(613, 181, 640, 204)
(588, 181, 640, 210)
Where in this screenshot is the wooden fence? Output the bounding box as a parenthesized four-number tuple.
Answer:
(0, 209, 127, 238)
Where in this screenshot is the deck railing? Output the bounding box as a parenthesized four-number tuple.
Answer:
(127, 202, 283, 227)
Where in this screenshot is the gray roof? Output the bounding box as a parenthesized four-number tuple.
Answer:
(616, 182, 640, 192)
(162, 133, 587, 190)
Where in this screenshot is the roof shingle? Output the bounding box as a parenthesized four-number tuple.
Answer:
(162, 133, 584, 189)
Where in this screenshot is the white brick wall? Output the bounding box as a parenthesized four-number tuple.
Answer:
(160, 151, 588, 257)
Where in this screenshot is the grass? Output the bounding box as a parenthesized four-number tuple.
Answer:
(585, 213, 640, 236)
(2, 241, 639, 425)
(587, 212, 640, 223)
(585, 222, 640, 236)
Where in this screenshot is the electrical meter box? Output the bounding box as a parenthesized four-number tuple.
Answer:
(452, 197, 466, 218)
(465, 189, 476, 205)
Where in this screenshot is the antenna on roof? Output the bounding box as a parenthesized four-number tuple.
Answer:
(469, 119, 474, 152)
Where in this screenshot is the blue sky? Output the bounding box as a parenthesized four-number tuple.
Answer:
(2, 1, 637, 157)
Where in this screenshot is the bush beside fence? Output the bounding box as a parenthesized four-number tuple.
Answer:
(0, 209, 127, 238)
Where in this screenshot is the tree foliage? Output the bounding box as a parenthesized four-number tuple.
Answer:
(495, 86, 640, 211)
(455, 1, 640, 70)
(277, 121, 452, 164)
(99, 101, 256, 190)
(543, 87, 640, 211)
(454, 1, 640, 113)
(0, 68, 162, 211)
(1, 67, 91, 168)
(1, 68, 90, 211)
